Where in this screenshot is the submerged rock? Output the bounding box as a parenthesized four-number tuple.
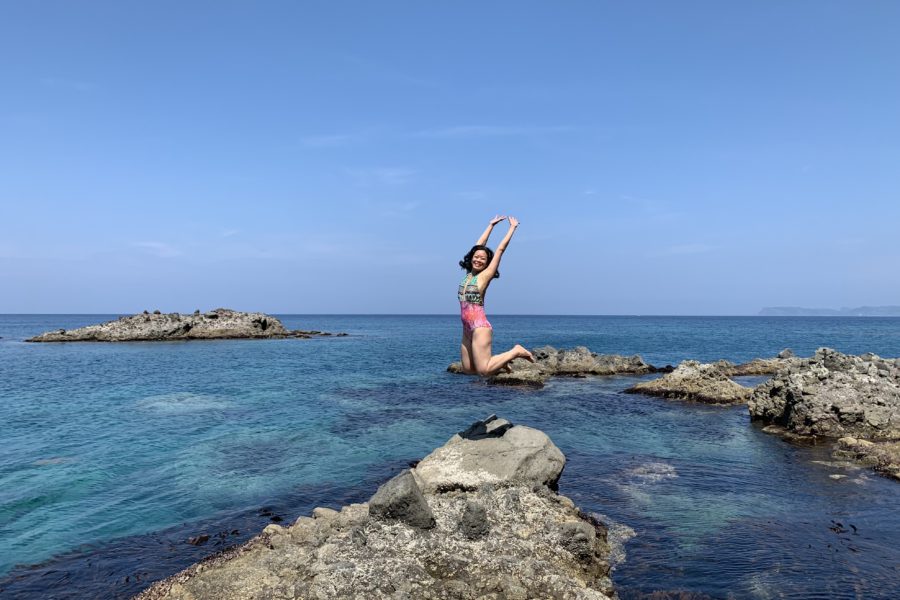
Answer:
(136, 416, 615, 600)
(26, 309, 343, 342)
(449, 346, 667, 387)
(624, 360, 754, 405)
(833, 437, 900, 481)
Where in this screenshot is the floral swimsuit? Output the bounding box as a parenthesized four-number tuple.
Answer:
(458, 273, 492, 335)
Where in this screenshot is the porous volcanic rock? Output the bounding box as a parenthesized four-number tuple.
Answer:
(448, 346, 666, 387)
(748, 348, 900, 440)
(135, 416, 615, 600)
(625, 360, 754, 405)
(26, 309, 343, 342)
(833, 437, 900, 481)
(727, 349, 802, 376)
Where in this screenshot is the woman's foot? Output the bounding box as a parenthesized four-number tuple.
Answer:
(514, 344, 535, 362)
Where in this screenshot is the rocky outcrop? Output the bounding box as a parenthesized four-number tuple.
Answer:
(624, 360, 754, 405)
(26, 309, 345, 342)
(748, 348, 900, 440)
(833, 437, 900, 481)
(136, 416, 615, 600)
(727, 349, 801, 376)
(449, 346, 668, 387)
(748, 348, 900, 482)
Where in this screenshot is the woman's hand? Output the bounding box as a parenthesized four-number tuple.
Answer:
(489, 215, 507, 226)
(508, 216, 520, 228)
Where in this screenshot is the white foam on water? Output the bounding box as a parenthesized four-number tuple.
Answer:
(625, 461, 678, 483)
(590, 512, 636, 570)
(135, 392, 232, 414)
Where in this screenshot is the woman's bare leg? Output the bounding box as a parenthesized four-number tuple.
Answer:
(460, 333, 477, 374)
(471, 328, 535, 376)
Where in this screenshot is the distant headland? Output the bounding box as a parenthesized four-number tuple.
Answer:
(759, 306, 900, 317)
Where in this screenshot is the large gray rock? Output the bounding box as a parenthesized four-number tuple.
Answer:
(26, 308, 342, 342)
(135, 417, 615, 600)
(369, 470, 435, 530)
(413, 417, 566, 493)
(625, 360, 754, 405)
(749, 348, 900, 439)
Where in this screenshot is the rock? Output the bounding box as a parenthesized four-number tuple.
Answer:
(833, 437, 900, 481)
(187, 535, 209, 546)
(135, 417, 614, 600)
(749, 348, 900, 440)
(25, 309, 345, 342)
(368, 470, 436, 530)
(749, 348, 900, 482)
(728, 351, 802, 376)
(625, 360, 754, 404)
(413, 416, 565, 493)
(457, 501, 489, 539)
(450, 345, 664, 387)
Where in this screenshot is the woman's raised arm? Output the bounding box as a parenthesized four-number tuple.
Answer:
(476, 215, 507, 246)
(478, 217, 519, 286)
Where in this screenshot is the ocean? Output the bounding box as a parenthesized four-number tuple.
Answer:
(1, 315, 899, 599)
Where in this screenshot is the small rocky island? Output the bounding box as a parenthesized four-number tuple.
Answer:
(26, 309, 345, 342)
(136, 416, 615, 600)
(749, 348, 900, 481)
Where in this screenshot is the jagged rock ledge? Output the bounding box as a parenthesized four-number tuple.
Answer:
(25, 309, 347, 342)
(135, 416, 616, 600)
(749, 348, 900, 481)
(449, 346, 672, 387)
(624, 360, 755, 405)
(622, 349, 800, 405)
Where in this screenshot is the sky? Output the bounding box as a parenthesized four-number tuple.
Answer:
(1, 1, 898, 315)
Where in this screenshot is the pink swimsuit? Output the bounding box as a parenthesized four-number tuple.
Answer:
(458, 273, 492, 334)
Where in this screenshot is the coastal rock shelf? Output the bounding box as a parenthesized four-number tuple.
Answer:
(749, 348, 900, 439)
(25, 309, 346, 342)
(448, 346, 670, 387)
(749, 348, 900, 481)
(136, 416, 615, 600)
(624, 360, 755, 405)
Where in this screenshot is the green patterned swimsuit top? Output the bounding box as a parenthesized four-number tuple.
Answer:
(458, 273, 484, 306)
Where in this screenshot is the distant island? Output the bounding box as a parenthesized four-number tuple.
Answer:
(759, 306, 900, 317)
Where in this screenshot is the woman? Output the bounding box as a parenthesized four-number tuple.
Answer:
(458, 215, 535, 376)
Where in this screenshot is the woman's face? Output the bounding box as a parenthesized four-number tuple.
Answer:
(471, 250, 489, 272)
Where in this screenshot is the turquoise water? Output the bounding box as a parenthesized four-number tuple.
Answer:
(1, 315, 899, 599)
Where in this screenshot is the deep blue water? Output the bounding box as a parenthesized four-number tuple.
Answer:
(1, 315, 899, 599)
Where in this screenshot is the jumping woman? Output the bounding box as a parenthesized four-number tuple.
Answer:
(458, 215, 535, 376)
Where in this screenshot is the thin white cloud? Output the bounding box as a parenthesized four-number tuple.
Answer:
(220, 229, 240, 238)
(300, 133, 363, 148)
(380, 201, 420, 218)
(40, 77, 95, 92)
(458, 191, 489, 201)
(132, 242, 182, 258)
(412, 125, 573, 139)
(346, 167, 415, 186)
(656, 243, 715, 256)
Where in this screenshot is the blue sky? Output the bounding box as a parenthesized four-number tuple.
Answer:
(1, 1, 898, 314)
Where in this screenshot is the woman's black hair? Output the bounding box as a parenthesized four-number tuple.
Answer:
(459, 245, 499, 279)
